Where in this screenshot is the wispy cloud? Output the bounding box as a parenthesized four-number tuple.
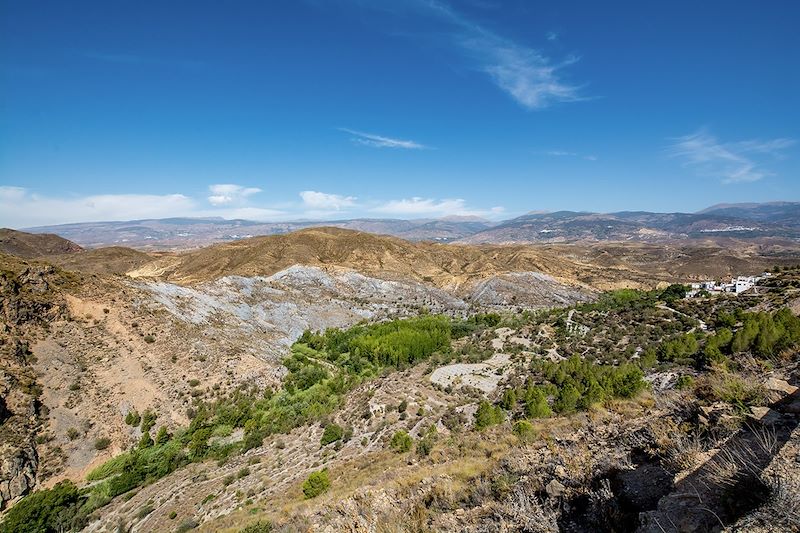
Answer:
(207, 184, 262, 205)
(0, 185, 290, 227)
(339, 128, 429, 149)
(544, 150, 597, 161)
(546, 31, 558, 42)
(370, 196, 503, 218)
(669, 129, 795, 183)
(420, 1, 585, 109)
(300, 190, 358, 210)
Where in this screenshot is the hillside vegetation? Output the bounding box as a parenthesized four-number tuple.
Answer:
(3, 267, 800, 532)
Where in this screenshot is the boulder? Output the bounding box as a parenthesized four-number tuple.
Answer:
(545, 479, 566, 498)
(765, 377, 798, 396)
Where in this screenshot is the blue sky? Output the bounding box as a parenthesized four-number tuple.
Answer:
(1, 0, 798, 227)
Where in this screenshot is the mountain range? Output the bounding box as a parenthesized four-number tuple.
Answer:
(20, 201, 800, 250)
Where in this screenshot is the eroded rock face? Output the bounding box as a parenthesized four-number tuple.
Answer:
(0, 441, 38, 509)
(0, 263, 68, 508)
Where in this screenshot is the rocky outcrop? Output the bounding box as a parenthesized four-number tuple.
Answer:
(0, 441, 38, 510)
(0, 261, 68, 508)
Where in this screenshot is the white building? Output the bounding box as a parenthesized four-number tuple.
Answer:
(734, 276, 758, 294)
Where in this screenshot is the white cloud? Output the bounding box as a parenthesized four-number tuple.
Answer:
(207, 183, 262, 205)
(300, 190, 358, 210)
(546, 31, 558, 41)
(670, 130, 795, 183)
(425, 1, 584, 109)
(0, 186, 505, 228)
(339, 128, 429, 150)
(370, 197, 503, 218)
(0, 186, 197, 228)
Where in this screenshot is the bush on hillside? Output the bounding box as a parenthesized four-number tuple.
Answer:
(302, 469, 330, 499)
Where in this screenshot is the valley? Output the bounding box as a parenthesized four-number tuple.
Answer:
(0, 227, 799, 532)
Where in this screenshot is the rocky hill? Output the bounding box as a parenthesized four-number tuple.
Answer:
(0, 229, 82, 258)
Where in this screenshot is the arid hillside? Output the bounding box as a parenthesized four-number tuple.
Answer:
(0, 229, 82, 259)
(1, 228, 800, 533)
(125, 227, 799, 291)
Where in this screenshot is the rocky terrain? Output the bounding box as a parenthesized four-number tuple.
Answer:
(0, 227, 799, 532)
(0, 229, 83, 258)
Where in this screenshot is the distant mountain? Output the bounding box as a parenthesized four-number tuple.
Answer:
(457, 202, 800, 244)
(0, 228, 83, 258)
(696, 201, 800, 225)
(23, 201, 799, 248)
(25, 217, 492, 249)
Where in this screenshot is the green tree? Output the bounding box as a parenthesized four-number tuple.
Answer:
(474, 401, 505, 430)
(553, 383, 580, 414)
(320, 423, 344, 446)
(500, 388, 517, 410)
(524, 387, 552, 419)
(660, 284, 688, 303)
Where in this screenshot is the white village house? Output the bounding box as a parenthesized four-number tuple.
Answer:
(688, 272, 770, 296)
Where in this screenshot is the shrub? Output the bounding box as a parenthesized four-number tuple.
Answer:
(176, 520, 199, 532)
(416, 425, 437, 457)
(155, 426, 170, 445)
(66, 427, 80, 441)
(143, 335, 156, 344)
(703, 371, 767, 411)
(125, 409, 141, 426)
(240, 521, 273, 533)
(441, 408, 466, 432)
(659, 333, 699, 362)
(188, 379, 200, 387)
(416, 436, 434, 457)
(500, 388, 517, 410)
(94, 437, 111, 450)
(136, 504, 154, 519)
(474, 401, 505, 430)
(320, 423, 344, 446)
(397, 400, 408, 413)
(0, 480, 82, 533)
(675, 375, 695, 391)
(169, 511, 178, 519)
(138, 431, 153, 449)
(513, 420, 536, 442)
(237, 467, 250, 479)
(302, 469, 330, 499)
(389, 430, 413, 453)
(140, 409, 157, 433)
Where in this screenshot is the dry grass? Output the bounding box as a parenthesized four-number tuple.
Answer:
(706, 425, 778, 487)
